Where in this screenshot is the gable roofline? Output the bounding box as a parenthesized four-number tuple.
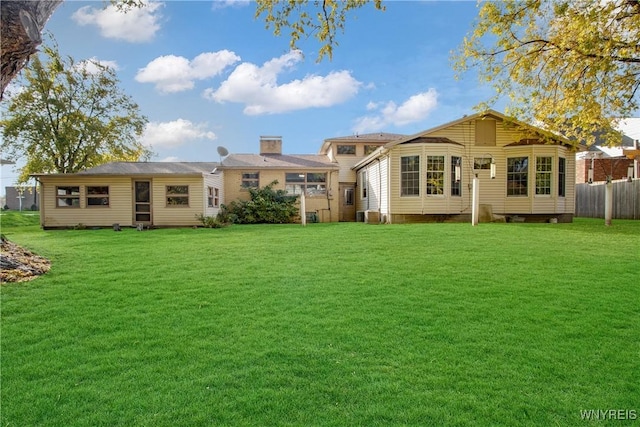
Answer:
(353, 109, 574, 170)
(318, 132, 406, 154)
(31, 161, 220, 178)
(220, 153, 339, 170)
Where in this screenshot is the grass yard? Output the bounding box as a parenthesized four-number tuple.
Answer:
(1, 212, 639, 426)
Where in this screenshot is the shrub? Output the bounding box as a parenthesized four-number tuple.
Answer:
(221, 180, 299, 224)
(195, 213, 227, 228)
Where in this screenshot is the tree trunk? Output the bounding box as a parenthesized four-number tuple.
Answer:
(1, 0, 62, 99)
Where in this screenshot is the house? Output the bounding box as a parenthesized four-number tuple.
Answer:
(352, 110, 578, 223)
(33, 162, 221, 229)
(32, 109, 584, 227)
(318, 132, 406, 221)
(4, 186, 39, 211)
(575, 133, 638, 183)
(219, 136, 340, 223)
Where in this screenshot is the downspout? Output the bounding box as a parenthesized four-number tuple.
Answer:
(326, 169, 332, 222)
(635, 140, 639, 180)
(377, 158, 382, 221)
(421, 144, 426, 215)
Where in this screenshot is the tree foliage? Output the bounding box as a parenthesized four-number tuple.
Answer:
(255, 0, 384, 61)
(219, 181, 299, 224)
(453, 0, 640, 146)
(1, 41, 151, 183)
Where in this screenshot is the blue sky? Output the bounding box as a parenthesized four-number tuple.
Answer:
(15, 0, 496, 160)
(1, 0, 638, 189)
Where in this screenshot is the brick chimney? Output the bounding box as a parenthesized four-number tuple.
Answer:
(260, 136, 282, 155)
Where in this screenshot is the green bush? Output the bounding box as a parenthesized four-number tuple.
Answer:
(195, 213, 227, 228)
(221, 180, 299, 224)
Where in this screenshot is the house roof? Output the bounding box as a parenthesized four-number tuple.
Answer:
(401, 136, 463, 146)
(505, 138, 573, 147)
(318, 132, 406, 154)
(32, 162, 219, 177)
(353, 109, 572, 170)
(221, 154, 338, 170)
(324, 132, 406, 142)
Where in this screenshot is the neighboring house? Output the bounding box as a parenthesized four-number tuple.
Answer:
(353, 110, 578, 223)
(4, 186, 39, 210)
(575, 133, 638, 183)
(318, 132, 406, 221)
(220, 136, 340, 223)
(33, 162, 221, 229)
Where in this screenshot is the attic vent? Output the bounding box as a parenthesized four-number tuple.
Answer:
(475, 119, 496, 146)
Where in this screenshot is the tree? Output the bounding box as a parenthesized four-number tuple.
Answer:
(1, 41, 151, 183)
(255, 0, 384, 61)
(453, 0, 640, 147)
(0, 0, 62, 99)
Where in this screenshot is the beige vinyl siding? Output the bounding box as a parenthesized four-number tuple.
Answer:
(379, 156, 390, 219)
(365, 160, 382, 214)
(424, 118, 576, 216)
(204, 172, 223, 217)
(503, 146, 575, 215)
(151, 177, 203, 226)
(388, 144, 467, 215)
(39, 176, 132, 228)
(223, 169, 340, 222)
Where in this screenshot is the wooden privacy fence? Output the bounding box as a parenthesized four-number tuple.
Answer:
(575, 179, 640, 219)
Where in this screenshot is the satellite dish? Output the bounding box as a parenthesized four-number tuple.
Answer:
(217, 146, 229, 157)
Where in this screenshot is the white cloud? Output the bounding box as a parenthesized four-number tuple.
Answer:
(135, 51, 240, 93)
(141, 119, 217, 148)
(204, 50, 362, 115)
(211, 0, 250, 10)
(76, 57, 119, 74)
(72, 1, 163, 43)
(352, 89, 439, 133)
(366, 101, 379, 111)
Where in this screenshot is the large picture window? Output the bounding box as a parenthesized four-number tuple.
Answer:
(426, 156, 445, 195)
(56, 186, 80, 208)
(558, 157, 566, 197)
(536, 157, 552, 195)
(400, 155, 420, 196)
(285, 173, 327, 196)
(86, 186, 109, 207)
(166, 185, 189, 206)
(451, 157, 462, 197)
(241, 172, 259, 189)
(507, 157, 529, 196)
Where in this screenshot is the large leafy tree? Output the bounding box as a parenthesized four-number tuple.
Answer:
(255, 0, 384, 61)
(453, 0, 640, 146)
(1, 41, 151, 183)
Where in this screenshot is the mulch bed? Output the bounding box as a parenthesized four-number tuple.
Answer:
(0, 235, 50, 283)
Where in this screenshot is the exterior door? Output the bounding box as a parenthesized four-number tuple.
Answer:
(339, 184, 356, 221)
(133, 180, 152, 224)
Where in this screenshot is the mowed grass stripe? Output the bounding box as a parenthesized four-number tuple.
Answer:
(1, 214, 638, 426)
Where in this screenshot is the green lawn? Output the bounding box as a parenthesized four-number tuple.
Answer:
(1, 213, 639, 426)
